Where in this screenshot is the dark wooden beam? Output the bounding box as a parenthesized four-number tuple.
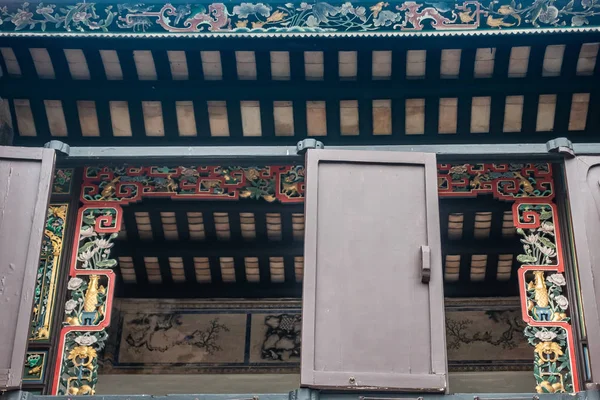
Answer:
(4, 74, 598, 101)
(439, 197, 513, 213)
(115, 240, 303, 257)
(182, 256, 197, 284)
(208, 255, 223, 285)
(175, 210, 190, 241)
(129, 199, 304, 214)
(444, 281, 519, 297)
(284, 255, 296, 284)
(234, 256, 247, 284)
(158, 256, 174, 284)
(202, 210, 217, 240)
(443, 239, 522, 255)
(485, 253, 500, 283)
(185, 51, 204, 80)
(258, 255, 271, 285)
(119, 282, 302, 299)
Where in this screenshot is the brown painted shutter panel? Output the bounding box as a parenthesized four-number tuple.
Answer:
(301, 149, 447, 392)
(564, 156, 600, 383)
(0, 146, 55, 391)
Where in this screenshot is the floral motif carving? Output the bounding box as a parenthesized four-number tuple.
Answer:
(524, 326, 574, 393)
(439, 165, 579, 393)
(2, 0, 600, 36)
(53, 204, 120, 395)
(514, 200, 579, 393)
(438, 163, 553, 200)
(53, 168, 74, 195)
(516, 204, 558, 266)
(56, 331, 108, 395)
(30, 204, 68, 341)
(81, 166, 304, 204)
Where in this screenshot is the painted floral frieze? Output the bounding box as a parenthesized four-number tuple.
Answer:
(1, 0, 600, 36)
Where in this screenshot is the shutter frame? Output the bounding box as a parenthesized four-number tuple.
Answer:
(0, 146, 55, 391)
(564, 156, 600, 383)
(301, 149, 447, 392)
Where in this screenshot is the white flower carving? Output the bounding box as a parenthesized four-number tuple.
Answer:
(535, 330, 557, 342)
(547, 273, 566, 286)
(539, 246, 557, 258)
(539, 222, 554, 234)
(79, 226, 96, 239)
(64, 299, 78, 313)
(67, 277, 84, 291)
(555, 295, 569, 310)
(95, 238, 114, 250)
(74, 335, 98, 346)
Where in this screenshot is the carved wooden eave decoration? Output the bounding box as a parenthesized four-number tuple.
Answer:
(0, 0, 599, 38)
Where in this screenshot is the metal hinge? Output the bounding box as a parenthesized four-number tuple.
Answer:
(546, 137, 574, 158)
(296, 139, 324, 155)
(44, 140, 70, 156)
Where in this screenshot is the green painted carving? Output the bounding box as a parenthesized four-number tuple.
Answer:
(0, 0, 598, 36)
(524, 326, 574, 393)
(23, 351, 48, 384)
(30, 204, 68, 341)
(64, 275, 109, 327)
(57, 331, 108, 395)
(53, 169, 74, 195)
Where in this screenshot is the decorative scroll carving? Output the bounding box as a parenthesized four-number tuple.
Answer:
(53, 204, 120, 396)
(437, 163, 554, 200)
(2, 0, 600, 37)
(30, 204, 68, 341)
(513, 201, 579, 393)
(53, 169, 74, 195)
(53, 163, 578, 395)
(438, 164, 580, 393)
(81, 166, 304, 204)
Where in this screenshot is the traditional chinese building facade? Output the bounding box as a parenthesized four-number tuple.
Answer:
(1, 2, 600, 400)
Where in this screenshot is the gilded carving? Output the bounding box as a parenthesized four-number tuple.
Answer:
(81, 166, 304, 204)
(30, 204, 68, 341)
(53, 205, 121, 395)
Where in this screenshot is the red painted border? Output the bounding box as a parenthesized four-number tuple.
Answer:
(52, 203, 122, 395)
(513, 199, 580, 392)
(80, 166, 305, 205)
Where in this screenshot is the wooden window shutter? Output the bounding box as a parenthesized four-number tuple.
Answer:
(0, 147, 55, 391)
(564, 156, 600, 382)
(301, 149, 447, 392)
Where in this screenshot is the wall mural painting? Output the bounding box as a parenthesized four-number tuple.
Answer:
(99, 299, 531, 374)
(51, 162, 578, 395)
(1, 0, 599, 36)
(30, 204, 68, 342)
(82, 166, 305, 204)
